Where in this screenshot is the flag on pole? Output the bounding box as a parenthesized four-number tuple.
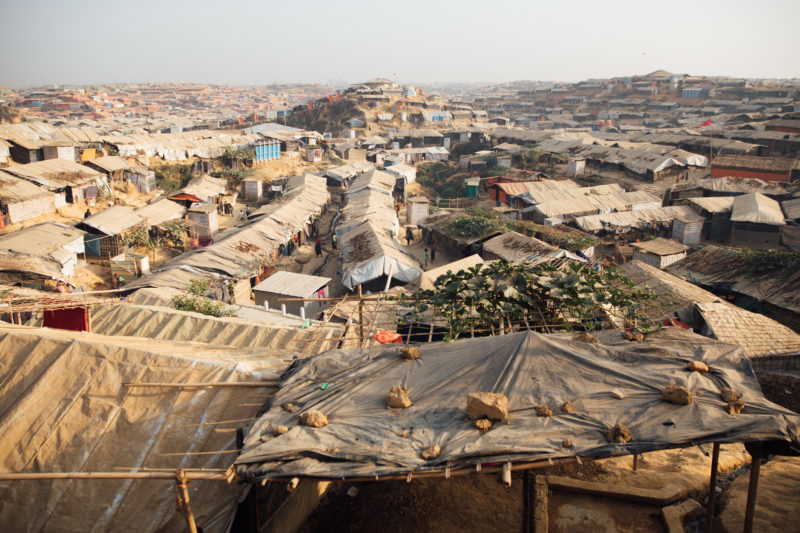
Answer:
(699, 118, 711, 127)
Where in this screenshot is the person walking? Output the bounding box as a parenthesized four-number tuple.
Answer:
(331, 232, 337, 250)
(423, 248, 429, 267)
(430, 239, 436, 262)
(315, 234, 322, 257)
(405, 227, 413, 246)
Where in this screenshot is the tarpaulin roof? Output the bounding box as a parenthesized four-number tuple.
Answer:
(79, 303, 343, 354)
(337, 188, 399, 238)
(730, 192, 786, 226)
(0, 324, 292, 533)
(339, 220, 422, 289)
(4, 159, 106, 189)
(347, 169, 396, 197)
(528, 191, 661, 218)
(419, 254, 485, 291)
(81, 205, 144, 235)
(128, 174, 329, 290)
(235, 329, 800, 481)
(687, 196, 736, 214)
(575, 205, 702, 233)
(169, 175, 228, 203)
(134, 198, 187, 226)
(0, 170, 53, 202)
(481, 231, 585, 267)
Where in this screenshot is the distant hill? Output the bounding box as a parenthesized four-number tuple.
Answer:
(286, 99, 364, 135)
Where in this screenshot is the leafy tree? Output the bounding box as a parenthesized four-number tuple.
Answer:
(171, 279, 237, 318)
(394, 261, 659, 341)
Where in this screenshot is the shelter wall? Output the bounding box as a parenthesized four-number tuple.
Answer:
(5, 195, 56, 224)
(711, 167, 791, 183)
(730, 222, 782, 249)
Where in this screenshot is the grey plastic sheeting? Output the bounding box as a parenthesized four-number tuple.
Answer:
(236, 329, 800, 481)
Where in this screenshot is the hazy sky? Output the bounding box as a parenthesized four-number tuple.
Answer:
(1, 0, 798, 87)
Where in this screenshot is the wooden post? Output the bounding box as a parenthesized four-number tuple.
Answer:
(743, 455, 761, 533)
(632, 454, 638, 471)
(522, 472, 532, 533)
(175, 469, 198, 533)
(706, 442, 720, 533)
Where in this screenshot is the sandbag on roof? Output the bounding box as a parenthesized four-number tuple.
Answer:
(235, 329, 800, 481)
(0, 324, 292, 533)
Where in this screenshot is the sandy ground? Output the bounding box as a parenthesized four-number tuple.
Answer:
(250, 156, 329, 181)
(716, 456, 800, 532)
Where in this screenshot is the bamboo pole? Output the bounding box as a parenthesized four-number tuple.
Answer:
(357, 284, 364, 347)
(743, 454, 761, 533)
(706, 442, 720, 533)
(124, 381, 278, 388)
(0, 471, 228, 481)
(175, 469, 198, 533)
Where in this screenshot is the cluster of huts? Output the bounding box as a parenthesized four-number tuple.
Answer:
(483, 174, 799, 251)
(329, 165, 422, 292)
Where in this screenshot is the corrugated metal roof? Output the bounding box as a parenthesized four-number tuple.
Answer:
(253, 270, 331, 298)
(730, 192, 786, 225)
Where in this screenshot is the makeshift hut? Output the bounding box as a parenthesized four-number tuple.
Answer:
(0, 169, 57, 224)
(406, 196, 430, 226)
(694, 302, 800, 363)
(83, 155, 132, 179)
(134, 198, 187, 227)
(0, 323, 291, 533)
(340, 220, 422, 291)
(481, 231, 586, 268)
(666, 246, 800, 332)
(167, 175, 228, 208)
(419, 254, 486, 290)
(235, 329, 800, 484)
(4, 159, 109, 205)
(686, 196, 736, 242)
(123, 167, 156, 193)
(77, 205, 144, 257)
(252, 271, 331, 318)
(241, 178, 264, 202)
(729, 192, 786, 249)
(186, 204, 219, 241)
(630, 238, 689, 269)
(0, 222, 85, 276)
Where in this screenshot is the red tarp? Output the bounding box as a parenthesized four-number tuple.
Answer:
(43, 307, 90, 332)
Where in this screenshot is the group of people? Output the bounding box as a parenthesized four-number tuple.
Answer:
(404, 226, 436, 267)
